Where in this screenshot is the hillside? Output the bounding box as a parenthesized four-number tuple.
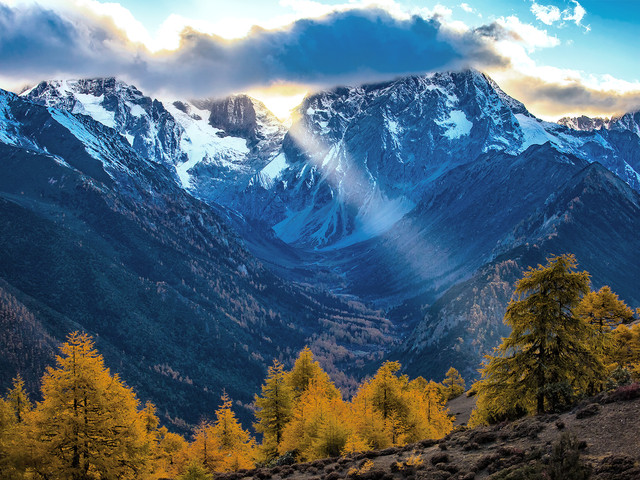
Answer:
(213, 387, 640, 479)
(2, 69, 640, 429)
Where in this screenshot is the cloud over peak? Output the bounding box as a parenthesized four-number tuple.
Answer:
(0, 4, 505, 97)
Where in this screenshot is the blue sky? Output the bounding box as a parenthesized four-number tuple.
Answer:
(1, 0, 639, 119)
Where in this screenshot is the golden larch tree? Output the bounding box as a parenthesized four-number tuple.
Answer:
(253, 359, 292, 460)
(27, 331, 151, 480)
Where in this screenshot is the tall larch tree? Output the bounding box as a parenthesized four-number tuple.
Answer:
(280, 376, 347, 461)
(471, 255, 604, 425)
(286, 347, 336, 401)
(576, 286, 634, 332)
(27, 331, 151, 480)
(402, 379, 453, 443)
(610, 324, 640, 380)
(188, 422, 221, 474)
(441, 367, 465, 401)
(253, 359, 293, 460)
(210, 392, 256, 471)
(7, 375, 32, 424)
(349, 379, 390, 450)
(0, 395, 20, 478)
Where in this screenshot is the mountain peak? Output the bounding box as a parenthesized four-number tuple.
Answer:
(190, 94, 285, 146)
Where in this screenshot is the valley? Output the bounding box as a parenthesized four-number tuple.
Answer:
(1, 69, 639, 431)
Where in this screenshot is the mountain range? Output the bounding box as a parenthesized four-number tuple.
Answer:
(1, 69, 639, 428)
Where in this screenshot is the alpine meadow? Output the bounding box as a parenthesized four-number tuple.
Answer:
(0, 0, 639, 479)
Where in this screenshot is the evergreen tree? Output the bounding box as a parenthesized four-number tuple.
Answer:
(286, 347, 338, 401)
(7, 375, 32, 423)
(441, 367, 465, 400)
(576, 286, 634, 332)
(27, 331, 150, 480)
(210, 392, 255, 471)
(280, 377, 348, 461)
(471, 255, 604, 424)
(253, 360, 293, 460)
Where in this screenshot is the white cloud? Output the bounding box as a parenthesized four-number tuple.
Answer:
(530, 2, 561, 25)
(530, 0, 590, 32)
(562, 0, 590, 31)
(496, 15, 560, 52)
(459, 3, 474, 14)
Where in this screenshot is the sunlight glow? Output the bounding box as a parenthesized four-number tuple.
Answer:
(247, 84, 309, 120)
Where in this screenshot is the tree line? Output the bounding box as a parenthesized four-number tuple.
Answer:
(0, 338, 464, 479)
(1, 253, 638, 479)
(470, 254, 640, 425)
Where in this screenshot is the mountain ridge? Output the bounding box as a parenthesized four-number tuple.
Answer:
(2, 68, 639, 427)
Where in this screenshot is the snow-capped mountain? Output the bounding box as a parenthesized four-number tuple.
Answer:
(557, 115, 611, 131)
(242, 70, 640, 249)
(22, 72, 640, 253)
(168, 94, 286, 204)
(2, 67, 640, 408)
(559, 110, 640, 137)
(22, 79, 286, 206)
(0, 85, 393, 427)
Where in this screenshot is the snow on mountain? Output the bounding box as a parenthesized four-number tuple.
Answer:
(163, 100, 250, 189)
(557, 115, 610, 131)
(172, 95, 287, 204)
(24, 78, 186, 171)
(22, 80, 286, 207)
(17, 72, 640, 252)
(239, 69, 640, 249)
(558, 111, 640, 136)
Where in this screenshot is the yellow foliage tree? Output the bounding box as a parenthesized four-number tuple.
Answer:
(286, 347, 337, 401)
(441, 367, 465, 401)
(349, 362, 452, 449)
(470, 255, 604, 426)
(576, 286, 634, 333)
(156, 428, 189, 479)
(402, 380, 453, 444)
(188, 421, 222, 473)
(211, 393, 256, 471)
(26, 331, 151, 480)
(349, 380, 391, 450)
(610, 323, 640, 380)
(7, 375, 32, 424)
(0, 395, 21, 478)
(280, 378, 348, 461)
(253, 359, 293, 460)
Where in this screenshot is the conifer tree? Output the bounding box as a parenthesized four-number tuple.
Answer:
(441, 367, 465, 401)
(349, 380, 391, 450)
(7, 375, 32, 424)
(471, 255, 604, 424)
(253, 359, 292, 460)
(280, 377, 348, 461)
(349, 362, 452, 448)
(27, 331, 151, 480)
(189, 421, 221, 473)
(610, 323, 640, 380)
(0, 396, 18, 476)
(210, 392, 255, 471)
(157, 429, 189, 478)
(576, 286, 634, 332)
(286, 347, 337, 401)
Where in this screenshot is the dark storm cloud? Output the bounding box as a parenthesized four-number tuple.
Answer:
(0, 4, 505, 96)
